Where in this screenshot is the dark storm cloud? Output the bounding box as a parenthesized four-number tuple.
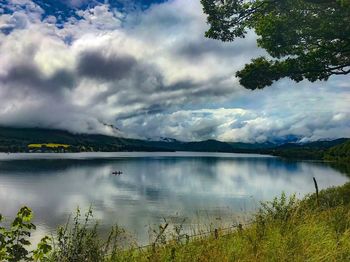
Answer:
(0, 0, 349, 142)
(0, 0, 259, 140)
(176, 39, 239, 59)
(143, 103, 166, 114)
(113, 77, 225, 114)
(192, 122, 218, 138)
(164, 79, 198, 91)
(50, 69, 76, 88)
(77, 50, 137, 81)
(0, 63, 75, 93)
(75, 50, 223, 116)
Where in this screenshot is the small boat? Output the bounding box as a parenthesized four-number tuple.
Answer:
(112, 171, 123, 176)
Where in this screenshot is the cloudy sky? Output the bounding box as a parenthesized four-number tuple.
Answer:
(0, 0, 349, 143)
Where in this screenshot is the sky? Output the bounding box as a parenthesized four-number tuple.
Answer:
(0, 0, 349, 143)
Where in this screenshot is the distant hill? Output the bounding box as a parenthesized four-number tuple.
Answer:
(264, 138, 350, 160)
(274, 139, 349, 150)
(0, 126, 166, 152)
(0, 127, 243, 153)
(228, 142, 276, 150)
(0, 126, 349, 161)
(0, 126, 278, 153)
(325, 140, 350, 162)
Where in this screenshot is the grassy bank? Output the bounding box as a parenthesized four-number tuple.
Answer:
(1, 183, 350, 261)
(123, 183, 350, 262)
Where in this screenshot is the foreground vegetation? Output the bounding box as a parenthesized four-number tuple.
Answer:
(1, 182, 350, 261)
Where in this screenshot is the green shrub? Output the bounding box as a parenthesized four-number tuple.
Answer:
(49, 207, 129, 262)
(0, 207, 51, 261)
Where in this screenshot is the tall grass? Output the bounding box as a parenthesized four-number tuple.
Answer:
(1, 183, 350, 261)
(128, 184, 350, 261)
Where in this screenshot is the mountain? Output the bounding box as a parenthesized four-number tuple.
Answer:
(148, 137, 180, 143)
(0, 127, 278, 153)
(0, 126, 349, 160)
(264, 138, 350, 160)
(0, 126, 163, 152)
(325, 140, 350, 162)
(228, 142, 277, 151)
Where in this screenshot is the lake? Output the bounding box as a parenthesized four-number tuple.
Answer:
(0, 152, 348, 245)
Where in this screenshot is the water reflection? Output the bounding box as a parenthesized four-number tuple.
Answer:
(0, 152, 348, 244)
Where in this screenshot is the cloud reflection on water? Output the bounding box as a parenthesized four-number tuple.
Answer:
(0, 152, 348, 244)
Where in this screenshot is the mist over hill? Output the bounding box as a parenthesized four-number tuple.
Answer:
(0, 126, 348, 160)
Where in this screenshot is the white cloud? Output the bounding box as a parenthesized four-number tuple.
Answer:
(0, 0, 349, 142)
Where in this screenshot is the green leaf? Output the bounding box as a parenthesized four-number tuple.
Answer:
(202, 0, 350, 89)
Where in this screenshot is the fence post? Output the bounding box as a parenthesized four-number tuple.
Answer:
(214, 228, 219, 239)
(238, 223, 243, 233)
(170, 247, 176, 261)
(313, 177, 319, 207)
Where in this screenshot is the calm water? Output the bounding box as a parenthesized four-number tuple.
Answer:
(0, 152, 348, 244)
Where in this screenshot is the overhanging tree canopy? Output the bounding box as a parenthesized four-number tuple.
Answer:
(201, 0, 350, 89)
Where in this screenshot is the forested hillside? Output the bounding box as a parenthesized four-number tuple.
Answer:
(0, 127, 349, 161)
(325, 140, 350, 162)
(265, 139, 350, 160)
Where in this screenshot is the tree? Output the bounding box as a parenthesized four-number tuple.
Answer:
(201, 0, 350, 89)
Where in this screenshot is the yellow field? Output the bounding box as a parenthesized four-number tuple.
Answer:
(27, 143, 70, 148)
